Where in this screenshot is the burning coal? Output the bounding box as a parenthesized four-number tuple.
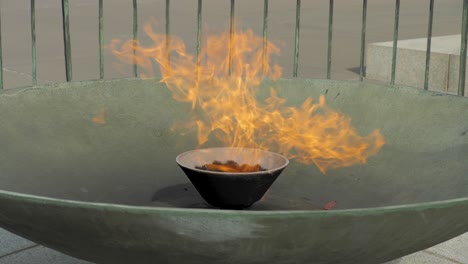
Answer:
(110, 20, 385, 174)
(196, 160, 265, 173)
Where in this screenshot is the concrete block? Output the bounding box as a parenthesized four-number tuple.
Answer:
(447, 52, 468, 95)
(366, 35, 467, 97)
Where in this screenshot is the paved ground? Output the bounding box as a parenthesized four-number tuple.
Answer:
(0, 227, 467, 264)
(0, 0, 466, 263)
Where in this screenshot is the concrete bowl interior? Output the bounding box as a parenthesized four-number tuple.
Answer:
(0, 78, 466, 264)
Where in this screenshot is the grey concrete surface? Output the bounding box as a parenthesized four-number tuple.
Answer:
(367, 35, 468, 96)
(0, 228, 35, 256)
(0, 0, 467, 263)
(425, 234, 468, 264)
(0, 242, 92, 264)
(386, 250, 465, 264)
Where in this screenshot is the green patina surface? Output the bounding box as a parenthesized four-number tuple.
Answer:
(0, 78, 466, 264)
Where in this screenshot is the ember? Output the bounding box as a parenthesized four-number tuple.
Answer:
(92, 108, 107, 125)
(323, 200, 337, 210)
(196, 160, 266, 173)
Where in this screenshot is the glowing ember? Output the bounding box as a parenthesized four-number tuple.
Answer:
(92, 108, 107, 125)
(323, 200, 337, 210)
(110, 20, 385, 174)
(196, 160, 265, 173)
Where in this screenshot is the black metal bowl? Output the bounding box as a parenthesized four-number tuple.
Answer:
(176, 147, 289, 209)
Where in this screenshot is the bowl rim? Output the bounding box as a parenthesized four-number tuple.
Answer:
(1, 189, 468, 218)
(175, 147, 290, 176)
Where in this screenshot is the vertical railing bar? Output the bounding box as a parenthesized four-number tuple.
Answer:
(196, 0, 202, 70)
(61, 0, 72, 82)
(262, 0, 269, 75)
(423, 0, 434, 90)
(459, 0, 468, 96)
(0, 7, 3, 90)
(390, 0, 400, 85)
(99, 0, 104, 79)
(359, 0, 367, 81)
(166, 0, 171, 74)
(228, 0, 235, 76)
(293, 0, 301, 78)
(31, 0, 37, 85)
(326, 0, 334, 79)
(132, 0, 138, 77)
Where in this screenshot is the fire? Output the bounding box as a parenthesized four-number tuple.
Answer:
(110, 20, 385, 174)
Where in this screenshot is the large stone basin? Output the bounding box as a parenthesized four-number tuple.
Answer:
(0, 78, 466, 264)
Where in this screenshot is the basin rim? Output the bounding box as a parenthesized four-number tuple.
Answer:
(1, 189, 467, 217)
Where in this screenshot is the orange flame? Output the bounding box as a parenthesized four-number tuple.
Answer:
(110, 20, 385, 174)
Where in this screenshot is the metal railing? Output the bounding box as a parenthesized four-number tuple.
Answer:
(0, 0, 466, 96)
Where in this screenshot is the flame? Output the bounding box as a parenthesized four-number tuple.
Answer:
(110, 20, 385, 174)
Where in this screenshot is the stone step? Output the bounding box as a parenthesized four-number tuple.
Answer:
(366, 35, 467, 97)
